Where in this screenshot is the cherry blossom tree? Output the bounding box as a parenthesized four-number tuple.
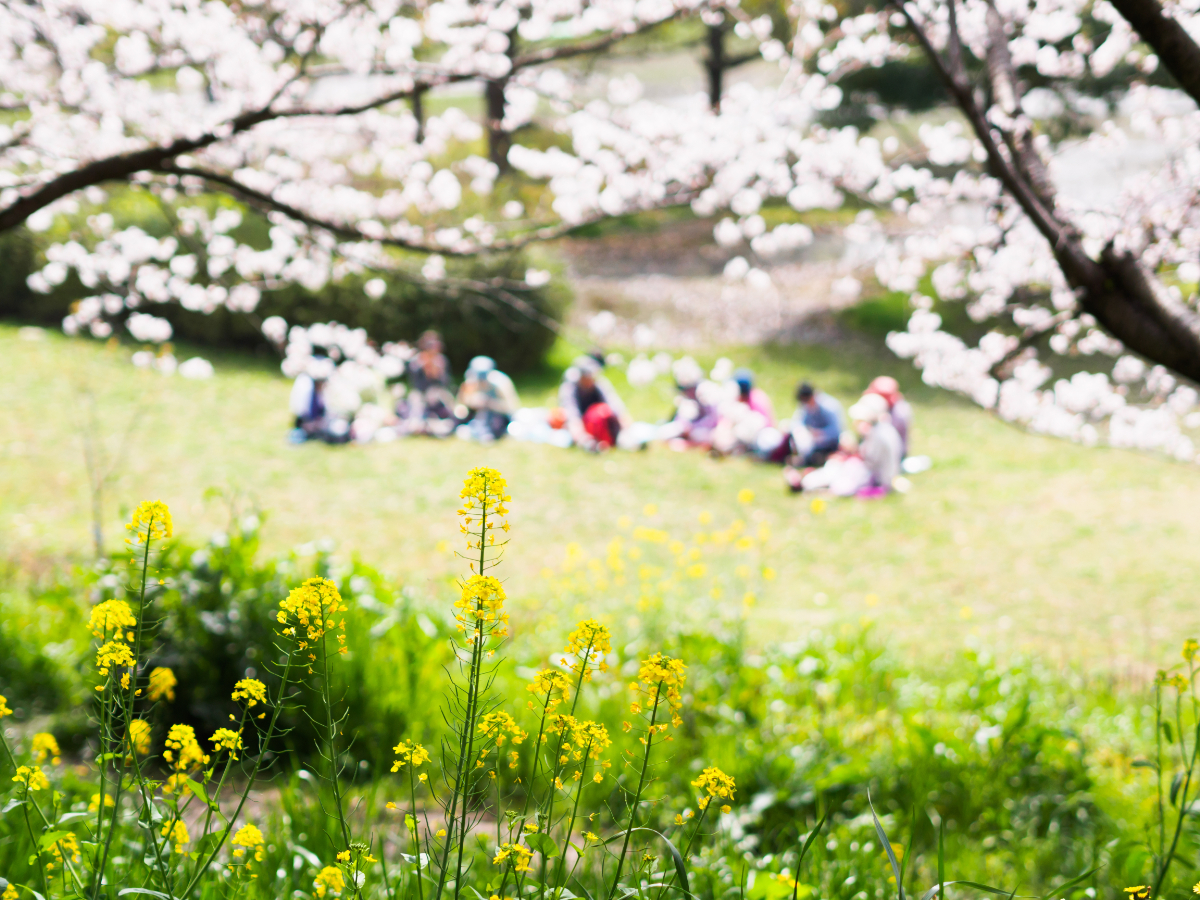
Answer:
(7, 0, 1200, 459)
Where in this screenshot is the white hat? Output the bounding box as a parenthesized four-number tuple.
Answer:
(848, 392, 889, 423)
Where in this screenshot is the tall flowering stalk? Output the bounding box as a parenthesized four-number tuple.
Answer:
(606, 653, 687, 900)
(433, 468, 512, 900)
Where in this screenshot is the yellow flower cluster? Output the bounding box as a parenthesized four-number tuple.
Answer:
(479, 712, 528, 746)
(392, 739, 431, 772)
(44, 832, 80, 872)
(164, 724, 209, 772)
(692, 766, 736, 813)
(88, 599, 137, 641)
(162, 820, 190, 853)
(3, 884, 16, 900)
(89, 793, 115, 812)
(527, 668, 572, 712)
(232, 823, 266, 862)
(211, 728, 243, 759)
(1184, 639, 1199, 663)
(12, 765, 50, 792)
(277, 578, 347, 662)
(459, 467, 511, 521)
(95, 641, 135, 679)
(632, 653, 687, 727)
(232, 678, 268, 707)
(128, 720, 151, 757)
(32, 733, 61, 766)
(148, 667, 177, 702)
(493, 842, 533, 872)
(0, 694, 11, 718)
(127, 500, 173, 544)
(563, 619, 612, 680)
(1125, 888, 1151, 900)
(315, 864, 345, 897)
(453, 574, 509, 640)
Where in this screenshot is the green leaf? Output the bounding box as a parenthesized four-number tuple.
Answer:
(867, 791, 905, 900)
(1163, 721, 1175, 744)
(627, 827, 689, 897)
(2, 799, 27, 814)
(526, 832, 559, 860)
(1171, 771, 1185, 807)
(186, 778, 211, 808)
(1038, 866, 1102, 900)
(921, 881, 1020, 900)
(38, 831, 72, 850)
(1132, 760, 1158, 771)
(118, 890, 173, 899)
(55, 812, 90, 825)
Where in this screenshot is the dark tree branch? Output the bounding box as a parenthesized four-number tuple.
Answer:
(1108, 0, 1200, 107)
(893, 0, 1200, 383)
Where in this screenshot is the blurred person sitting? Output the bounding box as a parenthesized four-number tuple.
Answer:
(790, 382, 844, 467)
(711, 367, 776, 457)
(559, 355, 629, 450)
(864, 375, 913, 459)
(406, 330, 456, 436)
(288, 355, 350, 444)
(848, 392, 902, 494)
(455, 356, 520, 442)
(660, 356, 720, 448)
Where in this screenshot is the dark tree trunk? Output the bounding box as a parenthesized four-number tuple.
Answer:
(706, 22, 725, 112)
(485, 76, 509, 170)
(1107, 0, 1200, 106)
(413, 86, 426, 144)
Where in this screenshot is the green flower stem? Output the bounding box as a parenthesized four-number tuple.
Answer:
(606, 683, 664, 900)
(552, 741, 595, 898)
(410, 764, 425, 900)
(181, 650, 295, 897)
(434, 500, 490, 900)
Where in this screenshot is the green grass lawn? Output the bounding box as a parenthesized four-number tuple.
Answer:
(4, 322, 1199, 671)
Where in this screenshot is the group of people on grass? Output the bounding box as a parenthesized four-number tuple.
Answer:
(288, 329, 924, 496)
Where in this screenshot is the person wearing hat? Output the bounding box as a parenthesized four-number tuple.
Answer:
(847, 392, 902, 492)
(732, 368, 775, 425)
(791, 382, 844, 467)
(864, 375, 913, 458)
(456, 355, 520, 441)
(558, 355, 629, 450)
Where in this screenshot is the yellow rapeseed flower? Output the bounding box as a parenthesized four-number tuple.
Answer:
(634, 653, 687, 726)
(95, 641, 135, 678)
(391, 739, 431, 772)
(0, 694, 12, 718)
(460, 467, 511, 518)
(32, 733, 61, 766)
(163, 724, 209, 772)
(88, 599, 137, 641)
(479, 712, 527, 747)
(128, 720, 151, 757)
(454, 575, 508, 637)
(527, 668, 571, 711)
(1125, 888, 1151, 900)
(162, 819, 190, 853)
(493, 842, 533, 873)
(232, 678, 268, 707)
(147, 667, 177, 702)
(737, 489, 754, 504)
(89, 793, 115, 812)
(693, 766, 736, 813)
(3, 884, 17, 900)
(127, 500, 173, 543)
(277, 577, 346, 648)
(210, 728, 243, 759)
(12, 765, 49, 791)
(315, 865, 345, 897)
(231, 823, 265, 862)
(564, 619, 612, 679)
